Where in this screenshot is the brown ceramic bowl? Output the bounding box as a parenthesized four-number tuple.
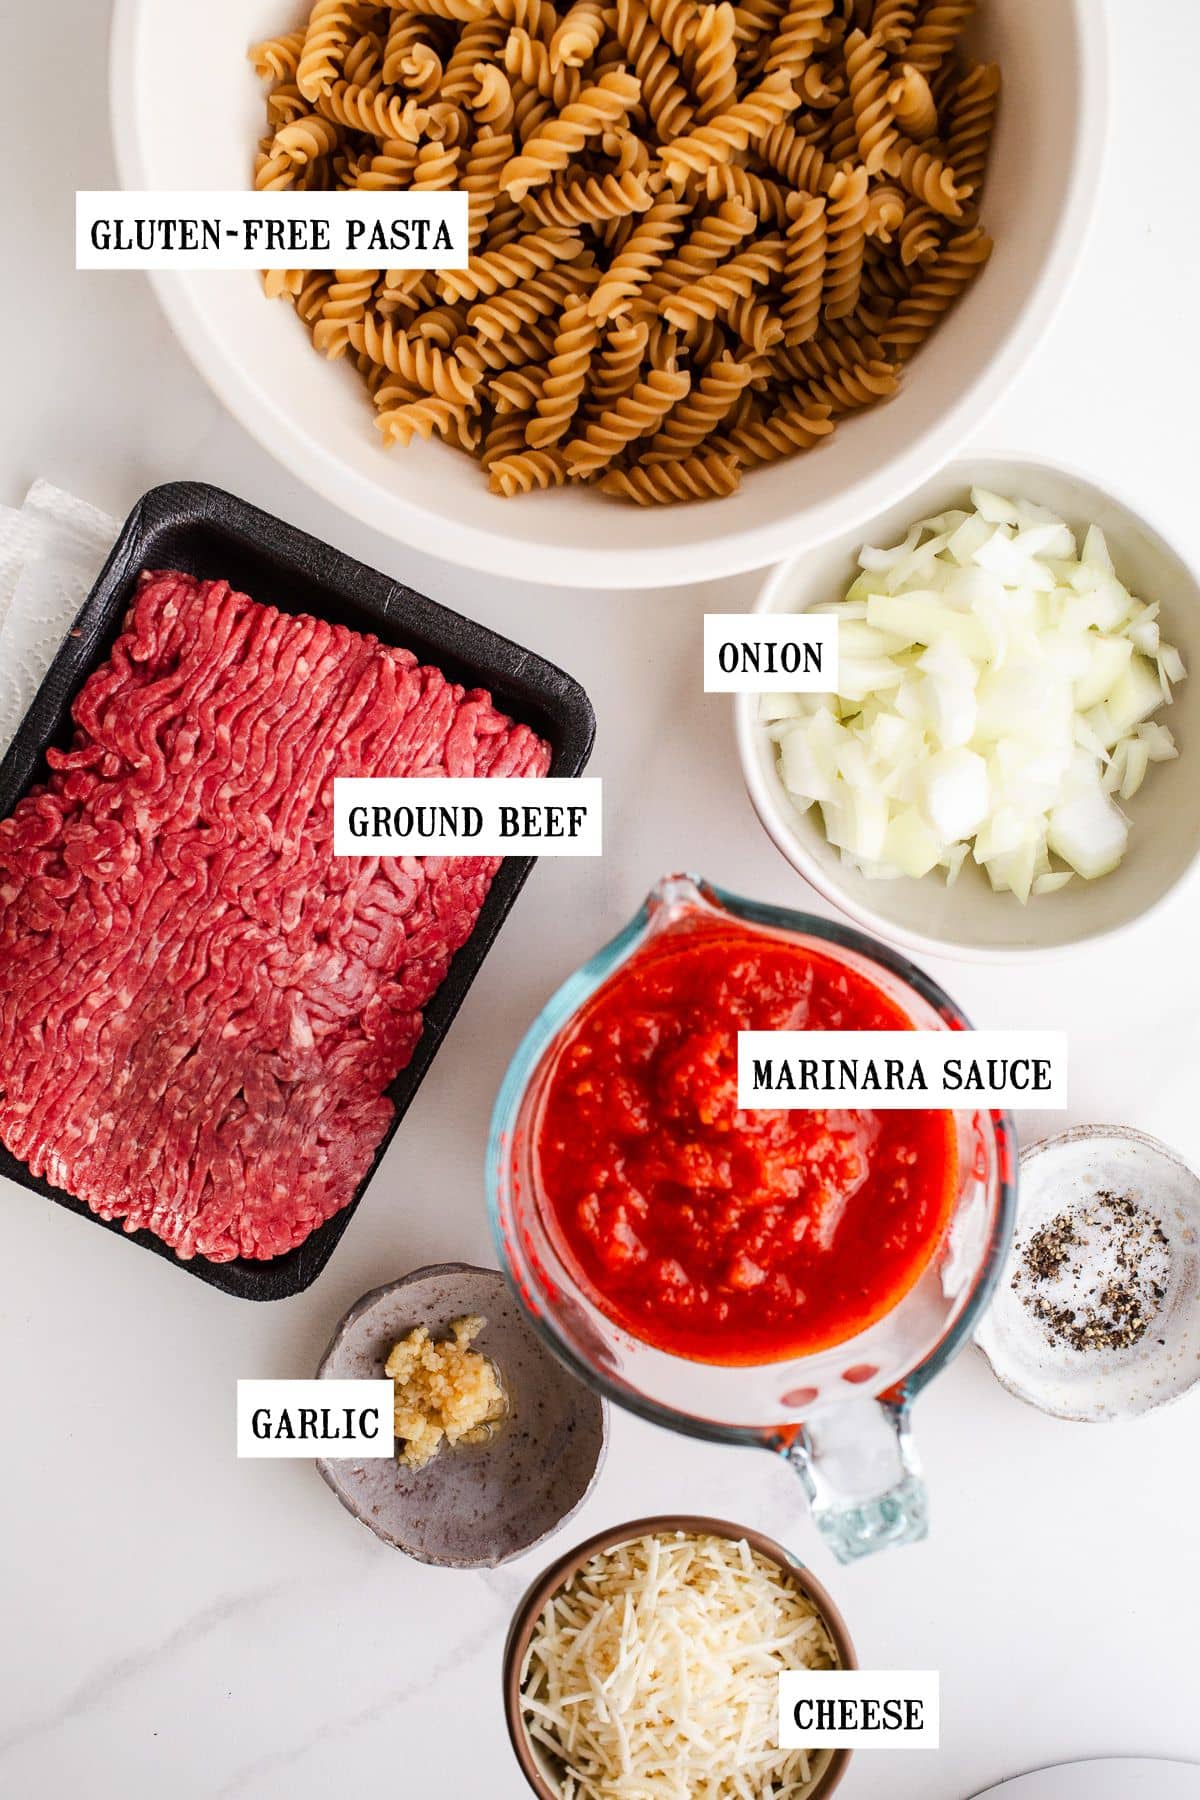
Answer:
(502, 1513, 858, 1799)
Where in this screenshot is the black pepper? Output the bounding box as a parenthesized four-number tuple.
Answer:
(1011, 1188, 1170, 1354)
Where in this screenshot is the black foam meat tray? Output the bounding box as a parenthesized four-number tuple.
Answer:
(0, 482, 596, 1301)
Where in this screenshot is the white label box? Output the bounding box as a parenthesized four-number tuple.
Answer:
(704, 612, 839, 693)
(76, 191, 468, 271)
(333, 777, 603, 856)
(237, 1380, 393, 1459)
(779, 1671, 940, 1749)
(738, 1029, 1067, 1109)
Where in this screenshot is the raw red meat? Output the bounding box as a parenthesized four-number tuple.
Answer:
(0, 571, 550, 1261)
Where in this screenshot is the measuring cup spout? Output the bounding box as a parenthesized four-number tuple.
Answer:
(784, 1398, 928, 1563)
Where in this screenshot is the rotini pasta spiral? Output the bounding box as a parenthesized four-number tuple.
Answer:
(343, 33, 384, 88)
(398, 0, 491, 20)
(588, 318, 650, 407)
(297, 1, 372, 102)
(564, 365, 692, 472)
(250, 30, 307, 83)
(645, 0, 699, 59)
(643, 354, 756, 458)
(487, 0, 561, 39)
(722, 393, 834, 463)
(691, 3, 739, 121)
(439, 226, 583, 307)
(870, 0, 914, 50)
(266, 83, 312, 128)
(465, 317, 558, 369)
(316, 80, 428, 141)
(489, 364, 547, 411)
(613, 0, 696, 140)
(588, 195, 691, 320)
(488, 448, 570, 493)
(888, 138, 967, 219)
(730, 0, 787, 48)
(640, 198, 758, 305)
(381, 12, 428, 85)
(658, 71, 798, 185)
(863, 179, 907, 242)
(520, 169, 653, 228)
(312, 266, 381, 357)
(822, 162, 869, 318)
(844, 29, 898, 175)
(878, 223, 993, 355)
(722, 294, 783, 351)
(347, 313, 483, 401)
(946, 61, 1001, 200)
(764, 0, 834, 79)
(781, 192, 827, 344)
(598, 448, 742, 502)
(409, 140, 463, 188)
(271, 113, 344, 168)
(376, 393, 475, 447)
(662, 237, 786, 329)
(526, 294, 602, 444)
(500, 70, 643, 199)
(550, 0, 609, 69)
(756, 121, 827, 195)
(467, 262, 595, 340)
(898, 198, 942, 265)
(905, 1, 975, 74)
(442, 19, 508, 100)
(886, 61, 937, 139)
(504, 28, 584, 109)
(480, 411, 534, 468)
(703, 163, 791, 228)
(413, 303, 471, 344)
(806, 352, 898, 410)
(469, 64, 515, 130)
(460, 131, 514, 247)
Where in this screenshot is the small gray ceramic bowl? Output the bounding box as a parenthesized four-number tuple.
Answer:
(316, 1264, 607, 1567)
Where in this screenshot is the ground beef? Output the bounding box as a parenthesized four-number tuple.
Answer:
(0, 570, 550, 1261)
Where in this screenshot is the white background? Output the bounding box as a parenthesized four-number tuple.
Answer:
(3, 3, 1200, 1797)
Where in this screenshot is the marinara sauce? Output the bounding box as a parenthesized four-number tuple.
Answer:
(534, 927, 957, 1365)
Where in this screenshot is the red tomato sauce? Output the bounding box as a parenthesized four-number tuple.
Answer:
(533, 927, 957, 1365)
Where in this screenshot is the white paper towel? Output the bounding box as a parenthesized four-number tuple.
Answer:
(0, 480, 119, 759)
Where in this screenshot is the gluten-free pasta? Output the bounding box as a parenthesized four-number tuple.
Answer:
(250, 0, 998, 505)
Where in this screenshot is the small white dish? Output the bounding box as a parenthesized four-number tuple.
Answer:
(975, 1126, 1200, 1423)
(107, 2, 1107, 587)
(736, 452, 1200, 962)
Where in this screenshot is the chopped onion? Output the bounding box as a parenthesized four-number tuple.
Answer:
(765, 490, 1185, 900)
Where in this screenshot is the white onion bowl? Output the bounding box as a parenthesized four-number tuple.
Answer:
(736, 453, 1200, 960)
(109, 2, 1106, 587)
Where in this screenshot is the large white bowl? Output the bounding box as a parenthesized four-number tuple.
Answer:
(736, 452, 1200, 961)
(109, 1, 1107, 589)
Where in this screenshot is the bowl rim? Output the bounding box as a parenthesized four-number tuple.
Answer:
(107, 2, 1110, 589)
(735, 445, 1200, 964)
(501, 1513, 859, 1800)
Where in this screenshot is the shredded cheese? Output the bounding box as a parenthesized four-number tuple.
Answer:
(520, 1531, 838, 1799)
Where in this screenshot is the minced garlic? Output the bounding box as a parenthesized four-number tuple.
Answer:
(385, 1314, 507, 1471)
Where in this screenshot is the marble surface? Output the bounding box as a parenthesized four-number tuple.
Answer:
(3, 2, 1200, 1795)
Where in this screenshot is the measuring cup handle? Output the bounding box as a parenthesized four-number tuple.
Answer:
(784, 1397, 928, 1563)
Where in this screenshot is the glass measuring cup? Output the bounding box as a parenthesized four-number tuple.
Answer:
(488, 875, 1016, 1562)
